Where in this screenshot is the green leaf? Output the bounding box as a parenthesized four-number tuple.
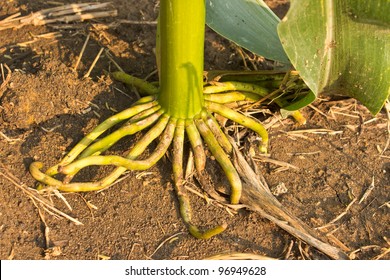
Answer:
(206, 0, 290, 64)
(281, 90, 316, 111)
(278, 0, 390, 115)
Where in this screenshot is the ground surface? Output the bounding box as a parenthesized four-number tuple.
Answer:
(0, 0, 389, 260)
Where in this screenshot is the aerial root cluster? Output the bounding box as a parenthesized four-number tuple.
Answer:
(30, 73, 270, 239)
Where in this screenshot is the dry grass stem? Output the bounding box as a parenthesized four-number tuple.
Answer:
(7, 244, 15, 260)
(97, 254, 111, 260)
(230, 138, 348, 259)
(35, 202, 51, 249)
(76, 194, 96, 219)
(363, 118, 379, 125)
(372, 247, 390, 260)
(349, 245, 382, 259)
(74, 33, 91, 71)
(0, 2, 117, 31)
(0, 63, 11, 92)
(35, 31, 61, 39)
(1, 63, 4, 81)
(97, 172, 131, 193)
(253, 155, 298, 170)
(0, 163, 82, 225)
(308, 104, 328, 118)
(184, 150, 195, 179)
(105, 49, 124, 72)
(326, 100, 362, 121)
(184, 184, 242, 216)
(204, 253, 276, 260)
(359, 177, 375, 204)
(284, 240, 294, 259)
(263, 114, 284, 130)
(326, 233, 350, 252)
(127, 243, 141, 259)
(331, 111, 360, 119)
(317, 197, 357, 230)
(149, 232, 186, 258)
(40, 124, 62, 133)
(113, 86, 132, 99)
(50, 188, 73, 211)
(379, 201, 390, 209)
(233, 45, 250, 70)
(243, 88, 282, 111)
(286, 128, 343, 136)
(0, 131, 22, 142)
(287, 151, 321, 156)
(156, 219, 166, 235)
(297, 241, 311, 260)
(144, 69, 159, 81)
(116, 19, 157, 25)
(84, 47, 105, 78)
(49, 23, 86, 29)
(135, 171, 155, 179)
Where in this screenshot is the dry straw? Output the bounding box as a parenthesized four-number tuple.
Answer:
(0, 2, 117, 31)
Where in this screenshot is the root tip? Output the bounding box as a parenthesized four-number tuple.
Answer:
(259, 144, 268, 154)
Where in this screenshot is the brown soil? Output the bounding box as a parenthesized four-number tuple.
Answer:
(0, 0, 389, 260)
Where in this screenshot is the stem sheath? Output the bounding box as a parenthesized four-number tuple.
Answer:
(157, 0, 205, 119)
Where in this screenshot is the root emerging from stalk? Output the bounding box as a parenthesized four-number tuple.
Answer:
(30, 71, 280, 239)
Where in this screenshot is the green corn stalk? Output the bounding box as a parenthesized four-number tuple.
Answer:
(157, 0, 205, 119)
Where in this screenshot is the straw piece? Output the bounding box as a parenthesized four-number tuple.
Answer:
(74, 33, 91, 71)
(0, 2, 117, 31)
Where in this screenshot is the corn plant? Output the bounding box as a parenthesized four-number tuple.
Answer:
(29, 0, 389, 244)
(29, 0, 310, 239)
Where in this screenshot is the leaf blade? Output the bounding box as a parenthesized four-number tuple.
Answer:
(278, 0, 390, 114)
(206, 0, 290, 64)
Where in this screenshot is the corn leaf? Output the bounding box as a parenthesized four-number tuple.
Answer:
(278, 0, 390, 115)
(206, 0, 290, 64)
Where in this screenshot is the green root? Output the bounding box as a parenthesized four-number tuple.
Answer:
(43, 96, 159, 177)
(205, 101, 268, 153)
(204, 91, 259, 104)
(203, 81, 269, 96)
(59, 118, 176, 175)
(111, 71, 159, 96)
(79, 108, 164, 158)
(173, 119, 227, 238)
(185, 119, 206, 172)
(29, 71, 303, 239)
(194, 116, 242, 204)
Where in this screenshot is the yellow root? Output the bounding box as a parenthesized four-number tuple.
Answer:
(79, 109, 164, 158)
(173, 119, 227, 239)
(195, 115, 242, 204)
(45, 97, 159, 176)
(30, 74, 281, 239)
(185, 119, 206, 172)
(201, 110, 232, 153)
(204, 91, 260, 104)
(203, 81, 269, 97)
(59, 118, 176, 175)
(205, 100, 268, 153)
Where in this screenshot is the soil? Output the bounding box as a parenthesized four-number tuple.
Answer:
(0, 0, 389, 260)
